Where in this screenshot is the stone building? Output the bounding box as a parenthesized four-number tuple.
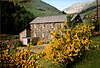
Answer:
(19, 25, 31, 45)
(30, 15, 67, 42)
(19, 15, 67, 45)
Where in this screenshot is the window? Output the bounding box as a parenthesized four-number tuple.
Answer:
(37, 27, 39, 30)
(53, 23, 55, 28)
(42, 32, 45, 37)
(51, 23, 55, 28)
(27, 39, 30, 43)
(34, 24, 36, 28)
(34, 32, 37, 37)
(42, 24, 45, 28)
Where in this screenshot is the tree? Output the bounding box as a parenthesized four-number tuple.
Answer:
(1, 1, 35, 34)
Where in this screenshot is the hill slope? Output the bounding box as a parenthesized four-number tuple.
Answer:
(81, 1, 100, 18)
(63, 2, 89, 14)
(18, 0, 62, 17)
(63, 1, 100, 19)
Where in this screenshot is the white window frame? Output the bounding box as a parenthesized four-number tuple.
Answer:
(34, 32, 37, 37)
(34, 24, 36, 28)
(42, 32, 45, 37)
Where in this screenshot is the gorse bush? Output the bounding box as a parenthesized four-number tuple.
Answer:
(14, 49, 38, 68)
(0, 47, 39, 68)
(0, 49, 15, 67)
(43, 23, 95, 65)
(37, 40, 45, 45)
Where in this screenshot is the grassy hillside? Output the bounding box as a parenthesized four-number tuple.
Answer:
(82, 7, 100, 18)
(18, 0, 62, 17)
(80, 1, 100, 18)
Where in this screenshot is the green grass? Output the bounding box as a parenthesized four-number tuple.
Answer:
(0, 35, 19, 41)
(38, 57, 64, 68)
(19, 0, 62, 17)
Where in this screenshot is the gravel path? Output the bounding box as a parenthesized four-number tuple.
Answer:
(16, 44, 48, 53)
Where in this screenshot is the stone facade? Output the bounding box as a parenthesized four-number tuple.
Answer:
(19, 27, 31, 45)
(30, 22, 64, 42)
(30, 15, 67, 42)
(20, 29, 27, 42)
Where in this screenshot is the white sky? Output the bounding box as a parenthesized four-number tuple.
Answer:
(42, 0, 94, 11)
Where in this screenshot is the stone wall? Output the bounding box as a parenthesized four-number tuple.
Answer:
(30, 22, 65, 42)
(19, 29, 27, 42)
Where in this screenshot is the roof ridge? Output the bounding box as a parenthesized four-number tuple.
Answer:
(30, 15, 67, 24)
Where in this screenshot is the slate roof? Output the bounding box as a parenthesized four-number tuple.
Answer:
(71, 14, 85, 21)
(30, 15, 67, 24)
(71, 14, 79, 21)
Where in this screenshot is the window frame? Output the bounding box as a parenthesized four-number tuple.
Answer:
(34, 32, 37, 37)
(42, 32, 45, 37)
(34, 24, 36, 28)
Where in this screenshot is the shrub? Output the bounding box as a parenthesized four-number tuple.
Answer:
(14, 41, 24, 48)
(0, 42, 7, 51)
(14, 49, 38, 68)
(37, 40, 45, 45)
(0, 49, 15, 67)
(92, 20, 100, 31)
(43, 23, 94, 65)
(0, 48, 39, 68)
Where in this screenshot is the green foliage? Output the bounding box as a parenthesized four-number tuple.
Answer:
(92, 20, 100, 31)
(28, 37, 39, 45)
(0, 35, 19, 40)
(9, 0, 32, 3)
(1, 1, 35, 34)
(14, 41, 24, 48)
